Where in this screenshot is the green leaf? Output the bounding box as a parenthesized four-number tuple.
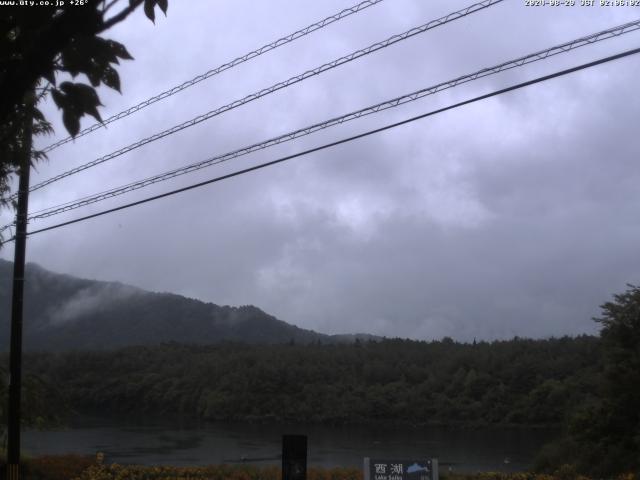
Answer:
(91, 37, 119, 64)
(72, 83, 103, 122)
(144, 0, 155, 23)
(61, 36, 123, 87)
(58, 82, 103, 125)
(84, 104, 102, 123)
(107, 40, 133, 60)
(58, 81, 76, 95)
(86, 69, 101, 87)
(62, 110, 80, 137)
(101, 65, 121, 93)
(50, 88, 65, 109)
(157, 0, 168, 14)
(60, 37, 88, 75)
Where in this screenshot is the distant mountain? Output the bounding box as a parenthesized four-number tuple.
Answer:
(0, 260, 375, 351)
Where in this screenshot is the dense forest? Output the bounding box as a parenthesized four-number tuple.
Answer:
(1, 284, 638, 476)
(19, 336, 601, 428)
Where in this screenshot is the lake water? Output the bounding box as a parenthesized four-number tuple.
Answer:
(23, 415, 557, 472)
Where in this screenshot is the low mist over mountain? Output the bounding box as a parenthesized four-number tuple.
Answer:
(0, 260, 373, 351)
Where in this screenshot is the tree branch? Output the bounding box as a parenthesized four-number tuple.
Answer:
(100, 0, 145, 31)
(102, 0, 121, 15)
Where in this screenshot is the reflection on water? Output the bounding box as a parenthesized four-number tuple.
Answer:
(23, 415, 557, 472)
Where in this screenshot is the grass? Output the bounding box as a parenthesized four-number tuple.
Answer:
(0, 457, 636, 480)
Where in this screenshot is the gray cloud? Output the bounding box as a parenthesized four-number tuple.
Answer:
(50, 283, 141, 326)
(3, 0, 640, 341)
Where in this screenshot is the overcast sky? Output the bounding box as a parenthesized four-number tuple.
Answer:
(2, 0, 639, 341)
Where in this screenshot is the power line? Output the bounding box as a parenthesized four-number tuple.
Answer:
(22, 19, 640, 223)
(40, 0, 387, 153)
(3, 45, 636, 244)
(23, 0, 503, 196)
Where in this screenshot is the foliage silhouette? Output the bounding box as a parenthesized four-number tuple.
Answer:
(0, 0, 169, 212)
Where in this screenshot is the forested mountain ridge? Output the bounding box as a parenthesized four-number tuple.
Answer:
(0, 259, 372, 350)
(22, 336, 602, 428)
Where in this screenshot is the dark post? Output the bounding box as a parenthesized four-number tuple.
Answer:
(282, 434, 307, 480)
(6, 104, 33, 480)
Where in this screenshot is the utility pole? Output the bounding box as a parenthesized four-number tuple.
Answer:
(6, 99, 33, 480)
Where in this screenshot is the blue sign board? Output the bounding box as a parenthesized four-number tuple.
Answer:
(364, 458, 438, 480)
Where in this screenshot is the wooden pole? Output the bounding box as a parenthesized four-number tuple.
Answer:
(6, 102, 33, 480)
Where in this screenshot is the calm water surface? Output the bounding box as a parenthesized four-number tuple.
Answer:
(23, 415, 557, 472)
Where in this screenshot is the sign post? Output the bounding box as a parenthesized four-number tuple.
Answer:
(282, 434, 307, 480)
